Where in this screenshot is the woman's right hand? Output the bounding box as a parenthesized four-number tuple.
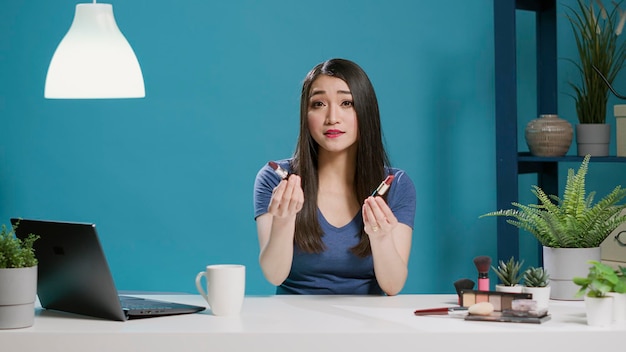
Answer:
(258, 174, 303, 285)
(267, 174, 304, 218)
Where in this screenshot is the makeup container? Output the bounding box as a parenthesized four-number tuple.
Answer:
(460, 290, 531, 312)
(461, 290, 551, 324)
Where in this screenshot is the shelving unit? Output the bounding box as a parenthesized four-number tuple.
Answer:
(493, 0, 558, 264)
(493, 0, 626, 264)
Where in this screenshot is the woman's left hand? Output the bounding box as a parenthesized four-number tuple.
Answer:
(362, 196, 398, 237)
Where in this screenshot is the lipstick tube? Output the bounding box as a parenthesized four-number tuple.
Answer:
(371, 175, 395, 197)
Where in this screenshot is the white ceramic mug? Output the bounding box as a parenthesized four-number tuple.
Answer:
(195, 264, 245, 316)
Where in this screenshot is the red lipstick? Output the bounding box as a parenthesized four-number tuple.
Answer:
(268, 161, 289, 180)
(371, 175, 394, 197)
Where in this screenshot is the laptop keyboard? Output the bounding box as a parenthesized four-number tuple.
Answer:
(119, 296, 173, 310)
(117, 295, 205, 317)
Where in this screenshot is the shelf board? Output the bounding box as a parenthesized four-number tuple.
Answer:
(518, 152, 626, 163)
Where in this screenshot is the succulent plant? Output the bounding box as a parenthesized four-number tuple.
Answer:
(492, 256, 525, 286)
(523, 267, 550, 288)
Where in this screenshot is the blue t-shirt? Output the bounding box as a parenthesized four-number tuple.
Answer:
(253, 159, 416, 295)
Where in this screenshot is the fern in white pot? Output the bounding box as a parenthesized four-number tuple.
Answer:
(481, 155, 626, 300)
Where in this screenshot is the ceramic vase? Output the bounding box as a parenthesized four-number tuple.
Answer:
(584, 295, 614, 327)
(614, 105, 626, 156)
(525, 114, 573, 156)
(542, 246, 600, 300)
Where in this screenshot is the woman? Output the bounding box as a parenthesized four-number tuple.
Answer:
(253, 58, 416, 295)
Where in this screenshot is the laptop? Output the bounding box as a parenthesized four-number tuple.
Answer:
(11, 218, 206, 321)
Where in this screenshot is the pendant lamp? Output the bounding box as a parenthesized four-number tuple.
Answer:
(44, 2, 145, 99)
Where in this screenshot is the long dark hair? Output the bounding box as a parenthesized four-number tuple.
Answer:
(291, 58, 390, 257)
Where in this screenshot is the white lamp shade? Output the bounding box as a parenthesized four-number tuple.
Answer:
(45, 3, 145, 99)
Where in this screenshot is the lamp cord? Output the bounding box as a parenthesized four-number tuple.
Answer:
(592, 65, 626, 100)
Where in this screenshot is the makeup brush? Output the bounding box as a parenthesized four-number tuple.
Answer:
(473, 256, 492, 291)
(413, 306, 468, 316)
(453, 278, 475, 304)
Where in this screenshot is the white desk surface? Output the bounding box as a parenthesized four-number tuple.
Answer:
(1, 294, 624, 352)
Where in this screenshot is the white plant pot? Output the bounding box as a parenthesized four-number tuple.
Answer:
(0, 266, 38, 329)
(606, 292, 626, 325)
(576, 123, 610, 157)
(495, 284, 523, 293)
(522, 286, 551, 310)
(542, 246, 600, 300)
(584, 295, 614, 327)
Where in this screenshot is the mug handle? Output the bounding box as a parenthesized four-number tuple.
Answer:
(195, 271, 209, 302)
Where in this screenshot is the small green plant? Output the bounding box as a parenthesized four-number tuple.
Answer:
(480, 155, 626, 248)
(573, 260, 626, 297)
(523, 267, 550, 288)
(619, 265, 626, 277)
(0, 223, 39, 268)
(492, 256, 525, 286)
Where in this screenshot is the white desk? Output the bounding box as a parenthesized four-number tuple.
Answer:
(1, 294, 624, 352)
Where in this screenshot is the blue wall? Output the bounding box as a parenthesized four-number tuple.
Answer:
(1, 0, 625, 295)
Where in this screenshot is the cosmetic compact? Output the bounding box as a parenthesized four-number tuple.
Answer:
(460, 290, 551, 324)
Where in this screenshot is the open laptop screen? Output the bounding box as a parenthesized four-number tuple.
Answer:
(11, 218, 205, 321)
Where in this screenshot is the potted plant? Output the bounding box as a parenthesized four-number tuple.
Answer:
(491, 256, 524, 293)
(606, 265, 626, 324)
(565, 0, 626, 156)
(480, 155, 626, 300)
(573, 260, 626, 326)
(0, 223, 39, 329)
(522, 267, 551, 310)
